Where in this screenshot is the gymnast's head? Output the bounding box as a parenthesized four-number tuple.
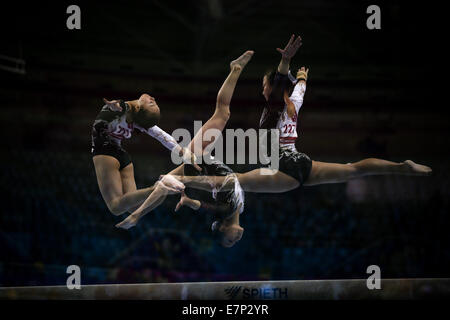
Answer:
(262, 69, 294, 101)
(211, 215, 244, 248)
(132, 94, 161, 129)
(262, 69, 276, 100)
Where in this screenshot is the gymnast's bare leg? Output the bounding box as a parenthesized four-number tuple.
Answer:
(304, 158, 431, 186)
(188, 50, 254, 155)
(176, 158, 432, 193)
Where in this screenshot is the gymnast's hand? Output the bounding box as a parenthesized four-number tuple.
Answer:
(181, 147, 202, 171)
(159, 174, 185, 194)
(175, 192, 188, 212)
(103, 98, 123, 112)
(175, 192, 201, 212)
(276, 34, 303, 60)
(296, 66, 309, 82)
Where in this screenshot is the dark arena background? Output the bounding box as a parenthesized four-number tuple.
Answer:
(0, 0, 449, 301)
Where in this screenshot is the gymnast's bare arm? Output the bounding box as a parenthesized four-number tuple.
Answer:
(276, 34, 303, 75)
(286, 67, 308, 118)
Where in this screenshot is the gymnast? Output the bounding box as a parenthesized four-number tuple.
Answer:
(91, 93, 201, 217)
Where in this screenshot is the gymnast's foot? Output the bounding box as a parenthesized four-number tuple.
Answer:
(403, 160, 432, 176)
(230, 50, 254, 72)
(116, 213, 139, 230)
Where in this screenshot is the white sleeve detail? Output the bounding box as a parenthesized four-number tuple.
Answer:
(289, 81, 306, 111)
(141, 125, 179, 152)
(288, 70, 298, 84)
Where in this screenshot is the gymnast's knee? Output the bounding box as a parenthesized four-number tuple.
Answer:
(214, 102, 231, 122)
(346, 162, 365, 177)
(107, 199, 126, 216)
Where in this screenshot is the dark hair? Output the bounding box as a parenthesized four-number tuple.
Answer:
(265, 69, 277, 86)
(211, 220, 226, 244)
(184, 163, 207, 176)
(133, 106, 160, 129)
(184, 163, 235, 220)
(184, 162, 235, 245)
(264, 68, 295, 96)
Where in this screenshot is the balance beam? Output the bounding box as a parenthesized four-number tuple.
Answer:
(1, 278, 449, 300)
